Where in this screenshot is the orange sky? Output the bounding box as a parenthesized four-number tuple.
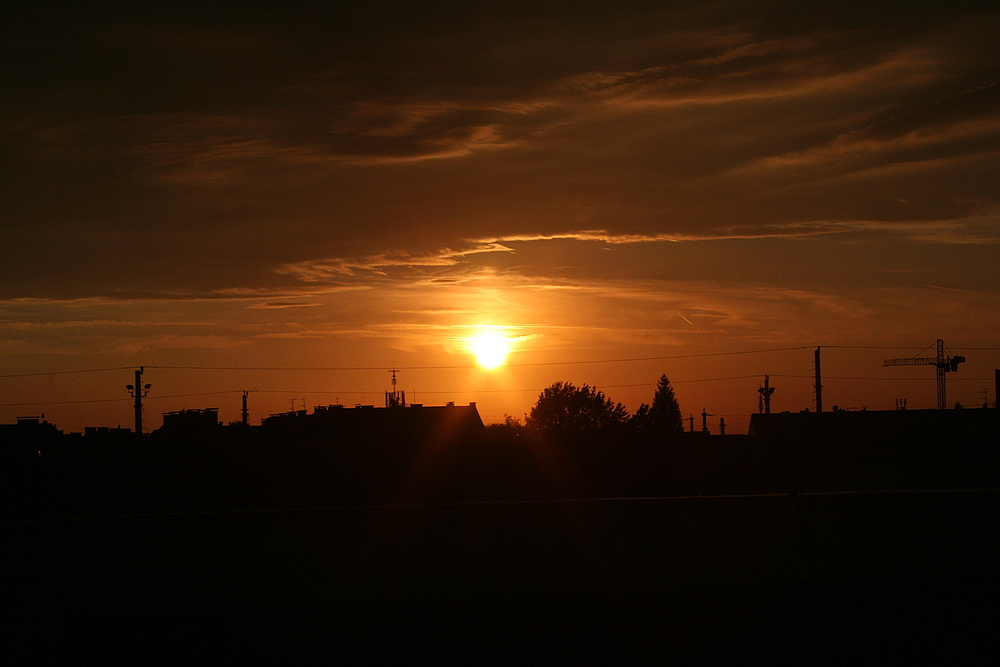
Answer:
(2, 2, 999, 433)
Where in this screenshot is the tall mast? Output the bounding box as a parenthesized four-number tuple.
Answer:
(126, 367, 150, 436)
(814, 347, 823, 413)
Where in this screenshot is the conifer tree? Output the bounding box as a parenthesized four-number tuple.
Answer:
(631, 375, 683, 435)
(651, 374, 684, 434)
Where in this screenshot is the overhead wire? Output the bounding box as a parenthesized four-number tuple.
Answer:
(4, 344, 999, 379)
(140, 346, 814, 371)
(3, 370, 996, 408)
(2, 344, 997, 412)
(0, 345, 816, 378)
(0, 366, 136, 379)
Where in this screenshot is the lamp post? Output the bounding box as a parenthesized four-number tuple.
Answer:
(126, 367, 151, 436)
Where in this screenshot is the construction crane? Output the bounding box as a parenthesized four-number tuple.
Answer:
(882, 339, 965, 410)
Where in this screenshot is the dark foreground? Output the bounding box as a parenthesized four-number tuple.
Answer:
(6, 490, 998, 660)
(4, 421, 999, 659)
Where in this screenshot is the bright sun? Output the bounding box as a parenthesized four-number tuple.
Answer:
(470, 332, 510, 369)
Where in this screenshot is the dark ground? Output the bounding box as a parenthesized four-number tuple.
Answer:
(3, 430, 998, 660)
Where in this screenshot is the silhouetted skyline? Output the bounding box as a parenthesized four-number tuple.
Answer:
(2, 3, 999, 431)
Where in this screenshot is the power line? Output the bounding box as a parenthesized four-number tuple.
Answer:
(672, 375, 761, 384)
(6, 371, 997, 408)
(0, 366, 136, 379)
(5, 344, 999, 379)
(771, 374, 998, 382)
(0, 390, 240, 408)
(144, 346, 816, 371)
(2, 350, 803, 378)
(820, 346, 1000, 350)
(231, 377, 773, 397)
(496, 346, 817, 367)
(146, 390, 241, 401)
(0, 397, 132, 407)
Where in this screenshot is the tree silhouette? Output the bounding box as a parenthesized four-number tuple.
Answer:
(527, 381, 629, 434)
(631, 375, 683, 436)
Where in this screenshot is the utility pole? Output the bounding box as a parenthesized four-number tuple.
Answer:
(242, 390, 249, 426)
(814, 347, 823, 413)
(995, 369, 999, 408)
(125, 367, 151, 436)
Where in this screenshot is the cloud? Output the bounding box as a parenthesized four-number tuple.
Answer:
(117, 335, 247, 352)
(246, 302, 323, 309)
(482, 226, 849, 244)
(856, 215, 1000, 244)
(752, 83, 1000, 174)
(2, 3, 999, 304)
(277, 243, 515, 280)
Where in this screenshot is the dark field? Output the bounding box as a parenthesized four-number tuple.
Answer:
(4, 430, 999, 659)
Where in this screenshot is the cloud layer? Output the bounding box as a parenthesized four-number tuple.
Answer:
(3, 2, 998, 299)
(3, 2, 999, 428)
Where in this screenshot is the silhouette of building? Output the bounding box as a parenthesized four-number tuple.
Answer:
(83, 425, 134, 446)
(160, 408, 221, 433)
(261, 403, 485, 446)
(748, 407, 999, 446)
(0, 416, 63, 457)
(747, 407, 999, 490)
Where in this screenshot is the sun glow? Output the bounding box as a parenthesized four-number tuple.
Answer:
(470, 331, 511, 369)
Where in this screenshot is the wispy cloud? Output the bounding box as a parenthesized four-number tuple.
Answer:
(278, 243, 515, 280)
(246, 302, 323, 309)
(2, 5, 998, 305)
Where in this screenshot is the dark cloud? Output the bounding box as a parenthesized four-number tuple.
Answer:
(2, 2, 999, 301)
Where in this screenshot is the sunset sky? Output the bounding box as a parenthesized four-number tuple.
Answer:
(3, 2, 999, 433)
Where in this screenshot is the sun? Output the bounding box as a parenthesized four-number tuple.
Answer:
(470, 331, 511, 369)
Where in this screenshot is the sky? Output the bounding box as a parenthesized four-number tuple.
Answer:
(3, 1, 1000, 433)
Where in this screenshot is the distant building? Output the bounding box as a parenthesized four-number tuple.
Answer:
(154, 408, 222, 440)
(159, 408, 221, 434)
(748, 407, 999, 446)
(0, 416, 63, 457)
(139, 401, 485, 448)
(261, 402, 485, 444)
(83, 425, 134, 446)
(747, 407, 1000, 489)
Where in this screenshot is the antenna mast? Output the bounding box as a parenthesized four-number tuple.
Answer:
(385, 366, 406, 408)
(758, 375, 775, 414)
(814, 347, 823, 413)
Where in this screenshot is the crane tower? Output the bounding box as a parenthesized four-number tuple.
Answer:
(882, 339, 965, 410)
